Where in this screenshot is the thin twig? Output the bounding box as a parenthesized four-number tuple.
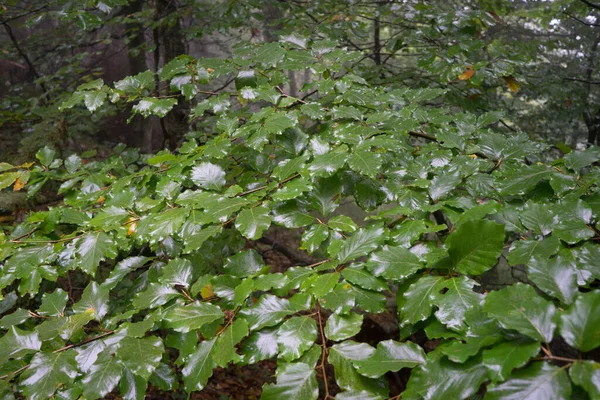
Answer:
(315, 301, 333, 399)
(53, 331, 115, 354)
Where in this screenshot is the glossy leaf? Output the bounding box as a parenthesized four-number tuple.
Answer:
(482, 340, 541, 382)
(560, 291, 600, 352)
(164, 302, 224, 333)
(182, 338, 217, 393)
(485, 362, 571, 400)
(337, 225, 385, 263)
(235, 206, 273, 239)
(239, 294, 295, 330)
(261, 362, 318, 400)
(324, 312, 363, 341)
(353, 340, 425, 378)
(447, 219, 504, 275)
(404, 356, 488, 400)
(20, 351, 78, 400)
(277, 316, 318, 361)
(484, 283, 556, 342)
(367, 245, 423, 280)
(570, 361, 600, 400)
(81, 350, 124, 399)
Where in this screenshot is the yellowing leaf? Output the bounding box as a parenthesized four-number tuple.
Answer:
(458, 66, 474, 81)
(503, 76, 520, 93)
(127, 220, 137, 236)
(200, 284, 214, 299)
(13, 176, 25, 191)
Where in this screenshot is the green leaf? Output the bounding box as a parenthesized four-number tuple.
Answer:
(367, 245, 423, 280)
(400, 276, 444, 326)
(235, 206, 272, 239)
(520, 202, 554, 236)
(183, 224, 223, 254)
(342, 266, 388, 291)
(73, 282, 110, 320)
(507, 236, 559, 266)
(404, 356, 488, 400)
(277, 316, 318, 362)
(38, 289, 68, 317)
(273, 155, 309, 180)
(0, 309, 30, 328)
(64, 154, 82, 174)
(300, 224, 329, 253)
(483, 283, 556, 342)
(191, 162, 226, 191)
(241, 328, 279, 364)
(164, 302, 224, 333)
(149, 362, 177, 391)
(120, 368, 147, 400)
(560, 291, 600, 352)
(498, 164, 553, 195)
(337, 225, 384, 263)
(328, 215, 358, 233)
(348, 284, 386, 313)
(527, 253, 577, 305)
(564, 147, 600, 171)
(0, 326, 42, 361)
(447, 219, 504, 275)
(320, 284, 356, 314)
(256, 42, 286, 67)
(307, 145, 348, 177)
(486, 362, 571, 400)
(20, 351, 78, 400)
(482, 340, 541, 382)
(132, 283, 179, 309)
(118, 336, 163, 380)
(159, 258, 194, 288)
(182, 338, 217, 393)
(0, 172, 20, 190)
(353, 340, 425, 378)
(324, 312, 363, 341)
(264, 112, 296, 134)
(261, 362, 318, 400)
(36, 146, 56, 167)
(76, 232, 118, 276)
(239, 294, 295, 330)
(132, 98, 177, 117)
(223, 249, 265, 278)
(84, 90, 106, 111)
(61, 310, 95, 340)
(88, 206, 129, 228)
(435, 277, 484, 331)
(570, 361, 600, 400)
(328, 341, 388, 397)
(554, 218, 594, 244)
(81, 349, 124, 399)
(213, 319, 249, 367)
(429, 171, 462, 201)
(347, 150, 382, 178)
(137, 207, 189, 242)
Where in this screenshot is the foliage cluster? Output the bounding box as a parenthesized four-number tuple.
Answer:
(1, 1, 600, 399)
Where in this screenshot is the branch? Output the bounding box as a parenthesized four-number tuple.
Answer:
(1, 21, 48, 97)
(580, 0, 600, 10)
(0, 3, 49, 25)
(564, 12, 600, 27)
(564, 77, 600, 84)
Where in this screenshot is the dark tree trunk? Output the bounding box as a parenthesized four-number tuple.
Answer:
(155, 0, 189, 150)
(120, 0, 160, 153)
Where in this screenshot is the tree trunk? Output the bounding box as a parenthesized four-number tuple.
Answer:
(121, 0, 159, 153)
(155, 0, 189, 150)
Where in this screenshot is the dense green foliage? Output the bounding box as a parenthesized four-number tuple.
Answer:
(2, 1, 600, 399)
